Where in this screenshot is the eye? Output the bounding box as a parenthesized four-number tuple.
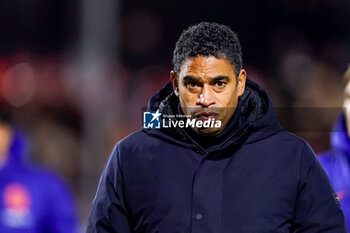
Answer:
(187, 82, 198, 88)
(186, 81, 201, 91)
(214, 81, 226, 89)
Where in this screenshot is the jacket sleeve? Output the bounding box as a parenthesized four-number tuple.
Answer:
(292, 143, 348, 232)
(86, 145, 133, 233)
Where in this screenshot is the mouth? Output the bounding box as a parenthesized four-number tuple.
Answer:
(194, 111, 219, 122)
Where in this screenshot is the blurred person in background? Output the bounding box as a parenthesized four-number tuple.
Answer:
(87, 22, 346, 232)
(318, 66, 350, 228)
(0, 107, 79, 233)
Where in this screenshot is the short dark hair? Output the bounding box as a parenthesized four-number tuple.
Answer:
(172, 22, 243, 78)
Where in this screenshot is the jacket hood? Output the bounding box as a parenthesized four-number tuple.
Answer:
(330, 112, 350, 155)
(143, 79, 283, 149)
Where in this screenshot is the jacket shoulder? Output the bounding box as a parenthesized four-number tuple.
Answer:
(258, 130, 313, 152)
(116, 130, 159, 150)
(261, 130, 318, 167)
(110, 130, 166, 162)
(274, 130, 310, 145)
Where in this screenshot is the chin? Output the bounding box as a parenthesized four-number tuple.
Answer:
(194, 128, 223, 137)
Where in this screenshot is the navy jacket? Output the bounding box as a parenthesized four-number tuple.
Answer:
(318, 112, 350, 228)
(87, 80, 347, 233)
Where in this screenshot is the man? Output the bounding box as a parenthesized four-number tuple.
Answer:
(0, 108, 79, 233)
(318, 66, 350, 228)
(87, 22, 347, 232)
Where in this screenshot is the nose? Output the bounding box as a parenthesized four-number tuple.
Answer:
(196, 85, 215, 107)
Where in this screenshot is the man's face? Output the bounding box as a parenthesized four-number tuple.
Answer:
(171, 55, 246, 136)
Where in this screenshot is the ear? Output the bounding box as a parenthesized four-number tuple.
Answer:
(237, 69, 247, 97)
(170, 71, 179, 96)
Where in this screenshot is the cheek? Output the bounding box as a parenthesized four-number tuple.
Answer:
(218, 84, 239, 105)
(179, 91, 197, 107)
(219, 92, 238, 108)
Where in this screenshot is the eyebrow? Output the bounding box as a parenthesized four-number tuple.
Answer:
(182, 75, 231, 83)
(183, 75, 200, 83)
(210, 75, 230, 83)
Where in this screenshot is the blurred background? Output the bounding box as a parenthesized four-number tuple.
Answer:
(0, 0, 350, 231)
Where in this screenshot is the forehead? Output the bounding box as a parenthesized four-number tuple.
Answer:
(179, 56, 235, 78)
